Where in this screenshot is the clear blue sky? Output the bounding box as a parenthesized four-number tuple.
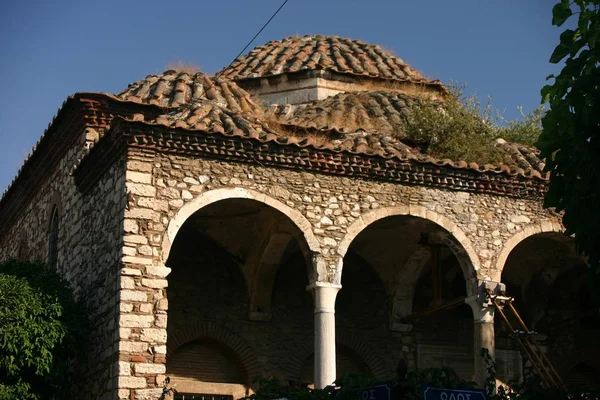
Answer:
(0, 0, 565, 192)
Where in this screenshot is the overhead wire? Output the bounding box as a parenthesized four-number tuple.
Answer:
(214, 0, 290, 81)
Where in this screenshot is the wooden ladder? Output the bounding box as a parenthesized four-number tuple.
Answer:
(487, 290, 564, 388)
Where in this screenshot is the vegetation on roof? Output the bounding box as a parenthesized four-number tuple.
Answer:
(401, 84, 543, 166)
(164, 61, 202, 74)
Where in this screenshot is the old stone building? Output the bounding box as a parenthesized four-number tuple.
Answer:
(1, 35, 598, 399)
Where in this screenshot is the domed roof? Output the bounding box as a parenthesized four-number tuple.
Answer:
(219, 35, 431, 83)
(268, 91, 417, 135)
(117, 70, 262, 114)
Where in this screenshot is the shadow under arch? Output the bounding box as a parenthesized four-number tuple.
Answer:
(493, 220, 564, 279)
(497, 230, 596, 384)
(161, 187, 323, 282)
(336, 205, 480, 294)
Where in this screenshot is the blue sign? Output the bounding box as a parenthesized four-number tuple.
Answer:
(424, 386, 487, 400)
(357, 384, 391, 400)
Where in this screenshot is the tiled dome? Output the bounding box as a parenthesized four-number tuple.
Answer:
(219, 35, 434, 83)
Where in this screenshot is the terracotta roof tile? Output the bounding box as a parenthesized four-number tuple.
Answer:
(135, 102, 275, 139)
(117, 70, 262, 114)
(126, 107, 422, 162)
(265, 91, 547, 177)
(219, 35, 434, 84)
(267, 91, 415, 135)
(121, 98, 545, 180)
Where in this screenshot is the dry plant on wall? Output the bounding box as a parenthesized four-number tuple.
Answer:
(357, 79, 443, 100)
(165, 60, 202, 74)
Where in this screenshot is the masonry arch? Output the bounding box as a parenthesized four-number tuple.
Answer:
(337, 205, 479, 290)
(163, 188, 319, 261)
(165, 188, 320, 389)
(163, 188, 324, 284)
(47, 191, 62, 269)
(336, 205, 480, 381)
(493, 220, 563, 279)
(167, 323, 259, 398)
(497, 230, 597, 382)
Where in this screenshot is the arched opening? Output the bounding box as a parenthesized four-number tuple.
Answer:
(48, 206, 59, 269)
(499, 232, 598, 383)
(168, 338, 247, 384)
(166, 197, 313, 394)
(412, 251, 473, 379)
(339, 213, 476, 381)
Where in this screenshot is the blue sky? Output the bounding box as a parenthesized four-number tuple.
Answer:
(0, 0, 565, 192)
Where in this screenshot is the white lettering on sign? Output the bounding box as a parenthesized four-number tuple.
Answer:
(360, 389, 375, 400)
(440, 393, 471, 400)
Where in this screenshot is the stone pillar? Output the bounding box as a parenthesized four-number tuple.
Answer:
(308, 282, 341, 389)
(116, 258, 171, 400)
(466, 295, 495, 388)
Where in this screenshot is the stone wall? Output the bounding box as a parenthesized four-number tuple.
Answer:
(0, 129, 126, 399)
(127, 151, 561, 282)
(114, 147, 563, 398)
(0, 132, 568, 399)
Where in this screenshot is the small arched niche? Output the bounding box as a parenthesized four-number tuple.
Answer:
(167, 338, 250, 399)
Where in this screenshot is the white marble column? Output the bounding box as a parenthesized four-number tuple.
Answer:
(466, 295, 495, 388)
(307, 282, 341, 389)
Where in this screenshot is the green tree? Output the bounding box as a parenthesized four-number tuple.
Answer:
(0, 260, 86, 399)
(536, 1, 600, 278)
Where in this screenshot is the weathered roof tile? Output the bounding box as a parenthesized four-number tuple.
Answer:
(219, 35, 436, 84)
(264, 92, 546, 177)
(267, 91, 416, 136)
(117, 70, 262, 114)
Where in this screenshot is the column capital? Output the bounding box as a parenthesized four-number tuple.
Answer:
(306, 281, 342, 291)
(465, 295, 494, 323)
(307, 281, 341, 314)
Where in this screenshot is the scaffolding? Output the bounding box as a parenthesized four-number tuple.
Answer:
(402, 284, 564, 388)
(487, 289, 564, 388)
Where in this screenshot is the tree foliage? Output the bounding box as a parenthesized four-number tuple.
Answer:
(536, 0, 600, 276)
(0, 260, 86, 400)
(402, 85, 543, 166)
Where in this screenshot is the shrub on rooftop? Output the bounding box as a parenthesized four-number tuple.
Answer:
(402, 83, 543, 166)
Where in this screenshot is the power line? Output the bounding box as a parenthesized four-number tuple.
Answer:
(215, 0, 290, 80)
